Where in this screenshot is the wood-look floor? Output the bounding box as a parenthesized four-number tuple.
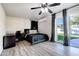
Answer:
(1, 40, 79, 56)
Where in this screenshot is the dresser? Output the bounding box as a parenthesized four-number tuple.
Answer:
(3, 34, 16, 49)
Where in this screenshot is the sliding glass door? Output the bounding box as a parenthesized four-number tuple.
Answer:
(55, 5, 79, 47)
(70, 16, 79, 47)
(67, 5, 79, 48)
(55, 12, 64, 43)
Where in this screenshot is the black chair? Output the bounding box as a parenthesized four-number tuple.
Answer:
(15, 31, 22, 41)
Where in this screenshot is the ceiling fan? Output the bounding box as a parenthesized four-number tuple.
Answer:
(31, 3, 60, 15)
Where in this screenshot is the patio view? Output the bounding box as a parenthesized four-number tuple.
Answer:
(56, 18, 64, 43)
(70, 16, 79, 48)
(57, 16, 79, 48)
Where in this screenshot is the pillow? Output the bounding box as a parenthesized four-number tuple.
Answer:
(29, 30, 37, 34)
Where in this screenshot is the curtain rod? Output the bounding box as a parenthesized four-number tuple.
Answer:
(52, 4, 79, 14)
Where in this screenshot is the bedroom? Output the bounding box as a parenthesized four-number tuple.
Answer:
(0, 3, 79, 56)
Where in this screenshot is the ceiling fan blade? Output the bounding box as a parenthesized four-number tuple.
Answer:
(31, 7, 41, 10)
(39, 11, 42, 15)
(49, 3, 60, 7)
(48, 9, 53, 13)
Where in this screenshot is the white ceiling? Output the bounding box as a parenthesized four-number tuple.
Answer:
(2, 3, 79, 21)
(67, 5, 79, 16)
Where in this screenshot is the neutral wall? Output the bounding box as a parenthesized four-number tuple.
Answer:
(38, 15, 52, 40)
(0, 4, 6, 54)
(6, 16, 31, 34)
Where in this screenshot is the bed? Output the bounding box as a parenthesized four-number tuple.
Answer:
(26, 33, 49, 44)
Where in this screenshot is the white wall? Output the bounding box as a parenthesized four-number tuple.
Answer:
(6, 16, 31, 34)
(0, 4, 6, 54)
(38, 16, 52, 40)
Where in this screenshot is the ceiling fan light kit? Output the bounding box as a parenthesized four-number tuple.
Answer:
(41, 8, 45, 13)
(31, 3, 60, 15)
(45, 8, 48, 12)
